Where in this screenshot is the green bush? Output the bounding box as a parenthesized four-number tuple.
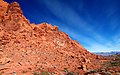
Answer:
(41, 71, 51, 75)
(33, 71, 40, 75)
(63, 68, 68, 73)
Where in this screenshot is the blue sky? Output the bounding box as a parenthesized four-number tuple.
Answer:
(5, 0, 120, 52)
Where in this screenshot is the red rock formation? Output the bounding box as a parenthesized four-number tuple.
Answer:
(0, 0, 104, 75)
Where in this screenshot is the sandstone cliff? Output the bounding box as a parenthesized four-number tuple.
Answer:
(0, 0, 103, 75)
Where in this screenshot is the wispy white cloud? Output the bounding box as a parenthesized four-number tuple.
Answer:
(38, 0, 120, 52)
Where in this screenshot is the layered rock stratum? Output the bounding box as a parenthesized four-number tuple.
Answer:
(0, 0, 104, 75)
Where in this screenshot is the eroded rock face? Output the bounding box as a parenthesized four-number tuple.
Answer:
(0, 0, 104, 74)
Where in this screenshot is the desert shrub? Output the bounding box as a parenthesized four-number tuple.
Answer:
(63, 68, 80, 75)
(90, 70, 97, 73)
(41, 71, 51, 75)
(66, 71, 81, 75)
(33, 71, 40, 75)
(74, 72, 79, 75)
(110, 61, 118, 66)
(63, 68, 68, 73)
(66, 72, 74, 75)
(85, 70, 98, 74)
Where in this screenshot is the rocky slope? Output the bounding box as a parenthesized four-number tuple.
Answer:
(85, 54, 120, 75)
(0, 0, 104, 75)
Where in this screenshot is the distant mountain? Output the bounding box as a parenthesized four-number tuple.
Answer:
(94, 51, 120, 56)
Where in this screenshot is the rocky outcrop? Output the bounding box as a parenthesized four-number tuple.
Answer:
(0, 0, 104, 75)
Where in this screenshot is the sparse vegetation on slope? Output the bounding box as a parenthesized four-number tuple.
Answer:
(85, 54, 120, 75)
